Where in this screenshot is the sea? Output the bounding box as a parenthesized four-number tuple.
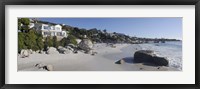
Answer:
(141, 41, 182, 70)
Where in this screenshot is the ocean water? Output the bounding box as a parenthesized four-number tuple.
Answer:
(141, 41, 182, 70)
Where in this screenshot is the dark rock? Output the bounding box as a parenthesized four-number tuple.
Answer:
(134, 50, 155, 63)
(133, 50, 168, 66)
(115, 59, 125, 64)
(152, 56, 168, 66)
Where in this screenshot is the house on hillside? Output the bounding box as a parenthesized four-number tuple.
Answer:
(27, 18, 68, 38)
(31, 23, 68, 38)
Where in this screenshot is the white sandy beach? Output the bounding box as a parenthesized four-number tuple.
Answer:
(18, 43, 179, 71)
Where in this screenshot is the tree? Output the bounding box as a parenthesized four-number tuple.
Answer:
(20, 18, 30, 25)
(59, 37, 68, 47)
(66, 35, 77, 45)
(18, 19, 22, 30)
(18, 32, 26, 53)
(18, 18, 30, 33)
(37, 36, 44, 50)
(43, 36, 53, 51)
(52, 36, 58, 48)
(59, 35, 77, 47)
(47, 36, 53, 47)
(24, 30, 38, 51)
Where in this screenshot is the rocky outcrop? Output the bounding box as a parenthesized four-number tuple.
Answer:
(133, 50, 168, 66)
(78, 39, 93, 52)
(20, 49, 29, 58)
(46, 47, 59, 54)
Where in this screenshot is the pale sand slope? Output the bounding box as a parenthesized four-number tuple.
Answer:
(18, 43, 178, 71)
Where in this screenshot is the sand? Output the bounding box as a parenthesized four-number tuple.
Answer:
(17, 43, 178, 71)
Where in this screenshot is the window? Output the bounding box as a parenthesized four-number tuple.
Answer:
(55, 27, 60, 30)
(57, 32, 62, 36)
(43, 26, 50, 30)
(43, 32, 49, 35)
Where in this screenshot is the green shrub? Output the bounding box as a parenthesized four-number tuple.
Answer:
(18, 32, 27, 53)
(59, 35, 77, 47)
(18, 18, 30, 32)
(52, 36, 59, 48)
(20, 18, 30, 25)
(24, 30, 38, 51)
(59, 37, 67, 47)
(68, 35, 77, 45)
(37, 37, 44, 50)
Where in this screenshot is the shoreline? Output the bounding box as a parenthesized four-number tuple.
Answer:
(18, 43, 179, 71)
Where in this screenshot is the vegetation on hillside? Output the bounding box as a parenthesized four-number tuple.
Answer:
(18, 18, 44, 53)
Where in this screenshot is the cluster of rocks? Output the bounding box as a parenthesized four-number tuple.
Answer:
(57, 46, 77, 54)
(19, 49, 45, 58)
(19, 38, 95, 58)
(35, 63, 54, 71)
(46, 38, 94, 55)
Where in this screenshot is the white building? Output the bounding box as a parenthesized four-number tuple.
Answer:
(33, 23, 67, 38)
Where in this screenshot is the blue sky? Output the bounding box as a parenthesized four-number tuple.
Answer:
(38, 18, 182, 40)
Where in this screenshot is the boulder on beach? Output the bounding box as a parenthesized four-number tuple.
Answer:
(152, 56, 169, 66)
(32, 51, 36, 54)
(36, 50, 40, 53)
(68, 43, 77, 48)
(65, 46, 74, 51)
(20, 49, 29, 58)
(35, 63, 45, 69)
(91, 51, 98, 56)
(39, 50, 46, 54)
(133, 50, 168, 66)
(115, 59, 125, 64)
(28, 49, 33, 54)
(58, 46, 71, 54)
(45, 65, 54, 71)
(46, 47, 59, 54)
(78, 39, 93, 52)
